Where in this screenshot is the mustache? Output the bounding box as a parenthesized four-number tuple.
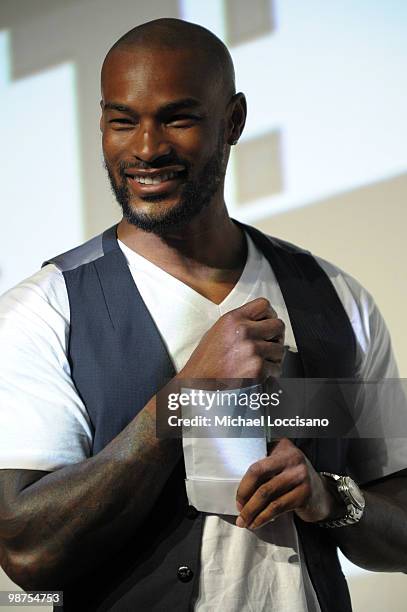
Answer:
(118, 156, 189, 175)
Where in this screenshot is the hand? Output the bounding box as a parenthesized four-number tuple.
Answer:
(235, 438, 346, 529)
(179, 298, 285, 382)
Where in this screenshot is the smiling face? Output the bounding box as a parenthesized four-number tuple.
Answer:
(101, 46, 235, 234)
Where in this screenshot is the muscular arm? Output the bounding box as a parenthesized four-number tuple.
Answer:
(0, 297, 284, 591)
(0, 394, 181, 591)
(329, 470, 407, 572)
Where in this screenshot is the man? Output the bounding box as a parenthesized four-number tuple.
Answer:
(0, 18, 406, 612)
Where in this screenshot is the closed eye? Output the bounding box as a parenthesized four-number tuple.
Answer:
(109, 118, 134, 125)
(167, 115, 203, 127)
(108, 117, 135, 131)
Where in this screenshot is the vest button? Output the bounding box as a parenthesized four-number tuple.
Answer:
(186, 505, 200, 519)
(177, 565, 194, 582)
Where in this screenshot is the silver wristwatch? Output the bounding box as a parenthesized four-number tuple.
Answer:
(319, 472, 365, 528)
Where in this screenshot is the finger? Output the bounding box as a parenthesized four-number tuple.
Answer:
(248, 318, 286, 342)
(263, 362, 283, 379)
(236, 457, 285, 511)
(236, 468, 303, 529)
(236, 439, 298, 511)
(237, 298, 277, 321)
(256, 305, 279, 321)
(261, 350, 284, 381)
(256, 340, 285, 363)
(266, 438, 282, 454)
(250, 483, 309, 529)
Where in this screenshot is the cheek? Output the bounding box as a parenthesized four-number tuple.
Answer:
(171, 126, 217, 157)
(102, 130, 130, 163)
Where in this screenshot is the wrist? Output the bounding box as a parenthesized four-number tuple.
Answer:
(318, 472, 366, 528)
(320, 474, 349, 521)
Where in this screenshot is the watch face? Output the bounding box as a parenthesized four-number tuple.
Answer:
(345, 477, 365, 509)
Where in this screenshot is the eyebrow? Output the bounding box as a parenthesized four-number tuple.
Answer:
(103, 98, 204, 117)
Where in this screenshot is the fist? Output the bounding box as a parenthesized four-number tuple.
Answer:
(235, 438, 345, 529)
(180, 298, 285, 382)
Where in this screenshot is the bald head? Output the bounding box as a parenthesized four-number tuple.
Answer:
(102, 18, 236, 100)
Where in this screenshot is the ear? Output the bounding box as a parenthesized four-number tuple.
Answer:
(226, 93, 247, 146)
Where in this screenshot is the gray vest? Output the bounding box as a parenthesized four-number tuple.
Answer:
(45, 222, 356, 612)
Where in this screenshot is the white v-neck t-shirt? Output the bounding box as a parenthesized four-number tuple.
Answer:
(1, 230, 406, 611)
(119, 229, 297, 373)
(119, 233, 319, 612)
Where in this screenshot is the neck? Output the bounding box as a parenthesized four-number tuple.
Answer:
(117, 202, 246, 278)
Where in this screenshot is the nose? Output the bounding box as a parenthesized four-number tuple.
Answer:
(131, 120, 171, 164)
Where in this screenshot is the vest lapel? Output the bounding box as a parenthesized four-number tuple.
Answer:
(97, 224, 176, 380)
(237, 221, 356, 379)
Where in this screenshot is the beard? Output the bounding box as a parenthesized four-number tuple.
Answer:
(105, 135, 226, 236)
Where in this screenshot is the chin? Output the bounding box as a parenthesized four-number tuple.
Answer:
(127, 196, 183, 220)
(121, 198, 191, 234)
(136, 193, 181, 206)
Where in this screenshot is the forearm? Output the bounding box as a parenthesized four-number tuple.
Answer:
(328, 479, 407, 572)
(0, 395, 181, 589)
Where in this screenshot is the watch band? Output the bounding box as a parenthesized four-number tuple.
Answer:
(318, 472, 365, 528)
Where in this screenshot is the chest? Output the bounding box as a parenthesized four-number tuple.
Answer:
(176, 277, 239, 305)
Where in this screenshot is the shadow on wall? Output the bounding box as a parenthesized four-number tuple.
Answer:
(0, 0, 181, 238)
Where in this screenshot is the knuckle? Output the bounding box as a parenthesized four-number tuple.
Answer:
(235, 323, 248, 340)
(288, 444, 302, 460)
(295, 463, 308, 483)
(258, 483, 272, 500)
(256, 297, 270, 309)
(244, 340, 257, 358)
(270, 500, 282, 515)
(299, 462, 308, 478)
(279, 438, 292, 451)
(248, 461, 263, 478)
(291, 455, 304, 471)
